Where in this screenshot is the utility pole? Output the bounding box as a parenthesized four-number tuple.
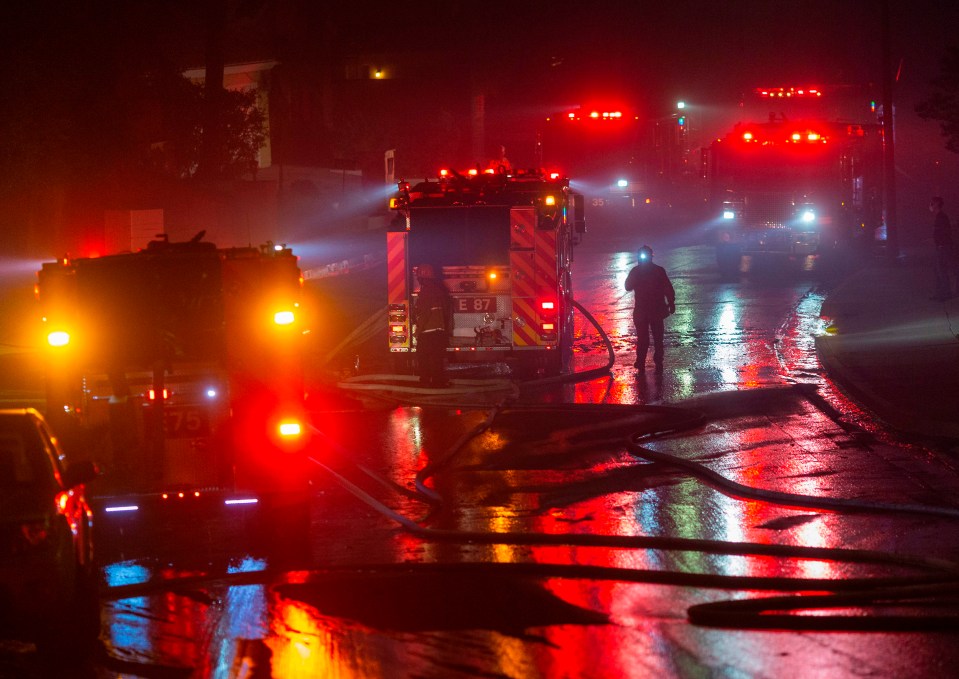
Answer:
(198, 0, 227, 182)
(881, 0, 899, 260)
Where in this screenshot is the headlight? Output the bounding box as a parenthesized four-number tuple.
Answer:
(800, 209, 816, 223)
(722, 210, 736, 220)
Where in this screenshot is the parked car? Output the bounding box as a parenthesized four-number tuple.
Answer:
(0, 408, 99, 655)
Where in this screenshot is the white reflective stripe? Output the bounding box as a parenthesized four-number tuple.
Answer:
(104, 505, 139, 513)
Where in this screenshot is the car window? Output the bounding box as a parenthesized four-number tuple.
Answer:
(0, 432, 37, 487)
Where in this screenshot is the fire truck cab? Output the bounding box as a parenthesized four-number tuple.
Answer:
(36, 236, 310, 517)
(387, 169, 586, 376)
(707, 88, 883, 273)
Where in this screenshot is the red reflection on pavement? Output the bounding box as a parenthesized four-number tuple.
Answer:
(267, 598, 339, 678)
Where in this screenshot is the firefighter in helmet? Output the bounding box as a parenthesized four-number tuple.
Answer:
(413, 263, 452, 387)
(624, 245, 676, 373)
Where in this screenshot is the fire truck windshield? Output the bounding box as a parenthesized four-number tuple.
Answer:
(408, 206, 511, 267)
(76, 252, 224, 365)
(716, 145, 837, 190)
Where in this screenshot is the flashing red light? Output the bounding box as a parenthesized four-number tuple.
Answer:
(540, 301, 556, 311)
(549, 172, 560, 180)
(439, 169, 449, 177)
(278, 420, 303, 438)
(148, 388, 169, 400)
(467, 168, 478, 176)
(757, 86, 824, 98)
(743, 132, 754, 141)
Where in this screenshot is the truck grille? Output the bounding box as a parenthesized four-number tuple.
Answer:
(744, 193, 791, 228)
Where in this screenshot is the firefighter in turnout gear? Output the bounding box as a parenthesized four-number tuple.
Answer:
(624, 245, 676, 373)
(413, 263, 452, 387)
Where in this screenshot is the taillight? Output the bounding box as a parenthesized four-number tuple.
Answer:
(20, 520, 50, 547)
(389, 304, 409, 344)
(278, 421, 302, 438)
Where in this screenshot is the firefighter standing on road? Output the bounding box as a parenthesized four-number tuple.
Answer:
(413, 264, 452, 387)
(625, 245, 676, 373)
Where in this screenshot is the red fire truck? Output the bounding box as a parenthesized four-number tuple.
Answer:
(707, 87, 883, 271)
(386, 169, 586, 376)
(36, 235, 310, 518)
(540, 106, 656, 223)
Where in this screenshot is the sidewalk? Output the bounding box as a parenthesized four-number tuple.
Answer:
(816, 246, 959, 443)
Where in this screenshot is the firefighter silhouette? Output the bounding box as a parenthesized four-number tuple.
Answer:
(413, 264, 452, 387)
(624, 245, 675, 373)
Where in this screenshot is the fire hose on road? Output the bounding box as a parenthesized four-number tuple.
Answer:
(305, 395, 959, 632)
(332, 299, 616, 401)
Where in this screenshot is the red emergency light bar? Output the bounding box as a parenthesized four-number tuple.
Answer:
(560, 110, 630, 122)
(740, 128, 829, 144)
(755, 87, 823, 98)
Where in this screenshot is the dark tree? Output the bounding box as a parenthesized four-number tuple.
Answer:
(916, 45, 959, 153)
(0, 1, 271, 254)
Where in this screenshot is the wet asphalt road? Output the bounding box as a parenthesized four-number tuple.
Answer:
(4, 214, 959, 677)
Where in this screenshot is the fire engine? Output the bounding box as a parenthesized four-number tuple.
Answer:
(708, 87, 883, 270)
(36, 235, 310, 517)
(386, 168, 586, 376)
(540, 106, 653, 223)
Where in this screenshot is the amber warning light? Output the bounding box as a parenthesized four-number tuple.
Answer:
(47, 330, 70, 347)
(274, 310, 295, 325)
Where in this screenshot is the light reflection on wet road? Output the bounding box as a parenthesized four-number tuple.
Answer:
(9, 224, 959, 677)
